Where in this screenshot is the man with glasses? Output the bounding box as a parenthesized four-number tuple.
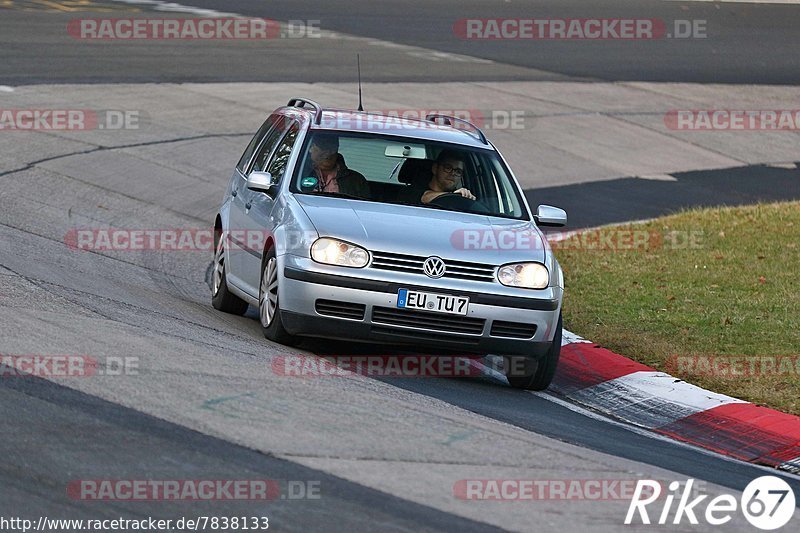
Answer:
(420, 149, 476, 204)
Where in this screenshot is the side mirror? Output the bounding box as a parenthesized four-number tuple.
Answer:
(535, 205, 567, 227)
(247, 171, 278, 195)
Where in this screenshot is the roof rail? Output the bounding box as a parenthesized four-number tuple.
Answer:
(287, 97, 323, 125)
(426, 113, 488, 145)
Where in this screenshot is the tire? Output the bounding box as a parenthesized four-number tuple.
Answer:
(211, 231, 249, 315)
(505, 313, 562, 391)
(259, 248, 297, 345)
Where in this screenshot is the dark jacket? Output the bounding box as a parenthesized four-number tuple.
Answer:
(316, 155, 370, 198)
(398, 184, 428, 204)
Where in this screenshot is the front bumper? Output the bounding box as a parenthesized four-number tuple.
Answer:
(279, 257, 562, 357)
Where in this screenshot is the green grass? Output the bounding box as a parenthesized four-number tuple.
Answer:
(556, 201, 800, 415)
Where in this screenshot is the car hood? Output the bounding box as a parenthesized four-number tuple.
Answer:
(294, 195, 547, 264)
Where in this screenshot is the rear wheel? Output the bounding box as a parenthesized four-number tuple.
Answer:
(259, 248, 297, 345)
(211, 232, 249, 315)
(505, 313, 562, 391)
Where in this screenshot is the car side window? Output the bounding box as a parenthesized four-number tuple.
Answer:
(265, 122, 301, 183)
(236, 115, 278, 174)
(250, 116, 289, 174)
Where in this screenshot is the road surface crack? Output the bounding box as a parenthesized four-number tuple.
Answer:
(0, 131, 250, 178)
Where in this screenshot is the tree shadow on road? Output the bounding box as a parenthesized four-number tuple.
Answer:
(525, 163, 800, 230)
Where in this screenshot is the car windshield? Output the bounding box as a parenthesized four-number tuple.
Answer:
(290, 131, 528, 220)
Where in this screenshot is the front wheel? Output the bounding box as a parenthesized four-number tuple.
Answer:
(259, 248, 297, 345)
(505, 313, 562, 391)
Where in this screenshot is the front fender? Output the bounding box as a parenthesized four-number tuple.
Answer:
(273, 193, 319, 257)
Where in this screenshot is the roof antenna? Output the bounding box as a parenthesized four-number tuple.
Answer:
(357, 54, 364, 112)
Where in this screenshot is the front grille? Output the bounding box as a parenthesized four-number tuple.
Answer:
(490, 320, 537, 339)
(371, 326, 481, 345)
(371, 306, 485, 335)
(315, 299, 366, 320)
(370, 251, 496, 282)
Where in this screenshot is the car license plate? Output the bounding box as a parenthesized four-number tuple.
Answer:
(396, 289, 469, 316)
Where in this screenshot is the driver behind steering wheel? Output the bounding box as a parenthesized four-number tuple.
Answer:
(420, 149, 476, 204)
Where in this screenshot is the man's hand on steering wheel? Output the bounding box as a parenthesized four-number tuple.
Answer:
(453, 187, 476, 200)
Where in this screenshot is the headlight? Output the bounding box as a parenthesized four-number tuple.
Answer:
(311, 238, 369, 268)
(497, 262, 549, 289)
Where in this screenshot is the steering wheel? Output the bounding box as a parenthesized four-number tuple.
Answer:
(428, 193, 492, 214)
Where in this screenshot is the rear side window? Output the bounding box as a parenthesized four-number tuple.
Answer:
(236, 115, 279, 173)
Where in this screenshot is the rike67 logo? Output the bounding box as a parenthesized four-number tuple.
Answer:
(626, 477, 796, 530)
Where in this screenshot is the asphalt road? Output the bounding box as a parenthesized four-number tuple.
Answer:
(1, 0, 800, 84)
(1, 375, 504, 532)
(1, 1, 799, 531)
(174, 0, 800, 84)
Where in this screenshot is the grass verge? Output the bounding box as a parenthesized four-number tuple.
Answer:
(555, 201, 799, 415)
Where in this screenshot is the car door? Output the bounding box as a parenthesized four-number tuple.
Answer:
(231, 116, 287, 292)
(237, 120, 302, 293)
(226, 114, 280, 290)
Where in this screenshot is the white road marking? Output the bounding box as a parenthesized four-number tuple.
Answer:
(780, 457, 800, 474)
(603, 371, 745, 410)
(468, 328, 591, 382)
(637, 174, 678, 181)
(664, 0, 800, 3)
(109, 0, 494, 64)
(0, 86, 15, 92)
(467, 356, 507, 382)
(535, 391, 800, 480)
(467, 356, 798, 478)
(109, 0, 239, 17)
(562, 328, 592, 345)
(474, 329, 748, 430)
(569, 370, 746, 429)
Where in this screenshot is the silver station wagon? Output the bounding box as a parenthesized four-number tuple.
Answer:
(212, 98, 567, 390)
